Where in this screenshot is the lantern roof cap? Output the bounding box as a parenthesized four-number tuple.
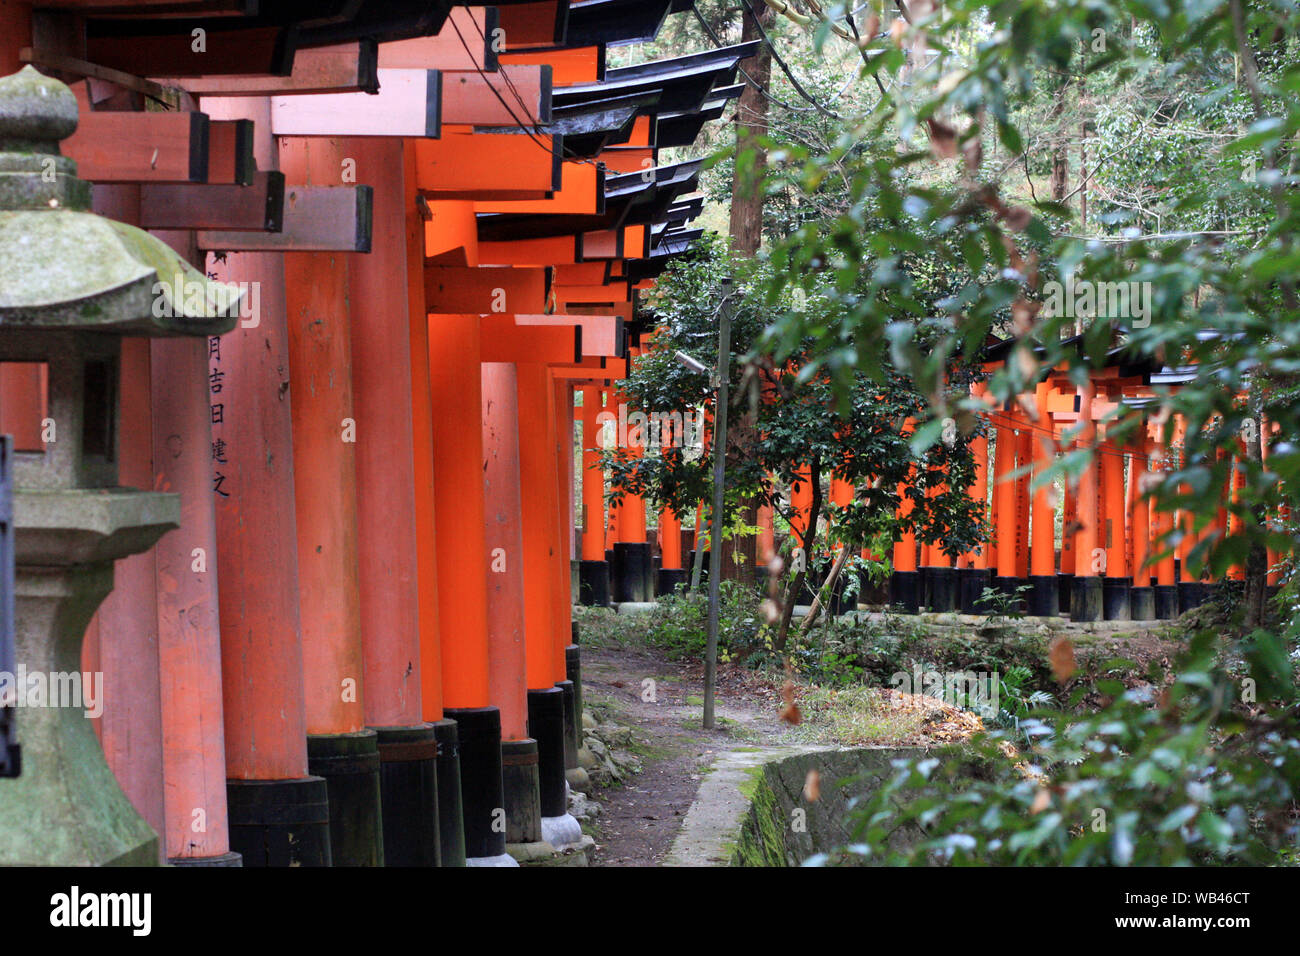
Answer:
(0, 66, 239, 335)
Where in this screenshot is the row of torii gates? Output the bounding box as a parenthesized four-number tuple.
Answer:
(577, 345, 1282, 625)
(0, 0, 743, 867)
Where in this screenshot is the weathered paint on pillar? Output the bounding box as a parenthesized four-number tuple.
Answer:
(152, 333, 236, 863)
(756, 503, 775, 565)
(282, 143, 367, 737)
(204, 95, 310, 781)
(482, 362, 529, 739)
(346, 137, 425, 726)
(403, 141, 444, 723)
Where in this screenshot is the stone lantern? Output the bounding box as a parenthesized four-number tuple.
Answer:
(0, 66, 239, 865)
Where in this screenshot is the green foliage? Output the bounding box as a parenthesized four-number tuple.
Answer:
(640, 580, 767, 661)
(789, 611, 1053, 690)
(607, 234, 987, 566)
(725, 0, 1300, 865)
(835, 631, 1300, 865)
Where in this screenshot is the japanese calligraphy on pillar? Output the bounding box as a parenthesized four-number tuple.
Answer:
(209, 335, 229, 498)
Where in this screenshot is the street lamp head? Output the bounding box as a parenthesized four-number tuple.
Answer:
(674, 350, 708, 375)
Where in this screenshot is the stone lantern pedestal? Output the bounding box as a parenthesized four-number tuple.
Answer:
(0, 491, 177, 865)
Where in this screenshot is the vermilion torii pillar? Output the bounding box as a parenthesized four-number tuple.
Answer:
(992, 409, 1020, 603)
(515, 362, 583, 850)
(345, 137, 442, 867)
(482, 362, 544, 853)
(428, 312, 511, 866)
(578, 384, 610, 606)
(1015, 420, 1034, 591)
(1071, 381, 1103, 621)
(1028, 381, 1059, 617)
(401, 139, 456, 866)
(153, 329, 239, 866)
(610, 377, 653, 605)
(143, 227, 240, 867)
(959, 391, 993, 612)
(552, 374, 584, 798)
(1130, 430, 1156, 620)
(204, 95, 330, 867)
(890, 470, 919, 612)
(1060, 472, 1077, 614)
(1152, 428, 1179, 618)
(656, 416, 686, 596)
(1100, 423, 1131, 620)
(281, 136, 383, 867)
(829, 476, 859, 614)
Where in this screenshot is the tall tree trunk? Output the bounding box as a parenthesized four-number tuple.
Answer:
(729, 3, 774, 255)
(1049, 77, 1069, 202)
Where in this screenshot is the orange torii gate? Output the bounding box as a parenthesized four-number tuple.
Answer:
(883, 342, 1260, 623)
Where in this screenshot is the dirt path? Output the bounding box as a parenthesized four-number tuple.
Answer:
(580, 645, 787, 866)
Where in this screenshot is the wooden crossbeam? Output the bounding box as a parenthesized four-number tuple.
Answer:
(598, 147, 654, 174)
(555, 283, 629, 306)
(88, 24, 294, 77)
(478, 235, 580, 266)
(501, 46, 603, 85)
(378, 7, 498, 72)
(553, 263, 608, 285)
(197, 185, 371, 251)
(479, 317, 580, 364)
(624, 224, 649, 258)
(516, 313, 621, 357)
(414, 132, 560, 200)
(23, 49, 192, 108)
(551, 357, 628, 380)
(424, 199, 480, 266)
(151, 42, 379, 97)
(476, 160, 602, 215)
(497, 1, 566, 50)
(63, 109, 209, 183)
(96, 170, 285, 230)
(269, 69, 441, 137)
(578, 228, 621, 259)
(424, 265, 549, 314)
(440, 66, 551, 127)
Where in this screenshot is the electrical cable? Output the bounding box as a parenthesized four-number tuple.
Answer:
(691, 4, 841, 119)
